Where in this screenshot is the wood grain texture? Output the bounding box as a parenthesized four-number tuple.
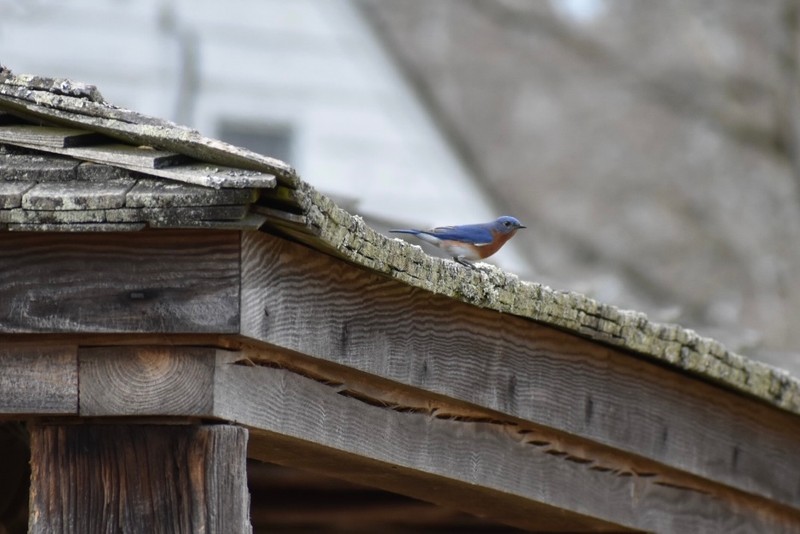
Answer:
(0, 230, 240, 333)
(287, 182, 800, 414)
(0, 332, 232, 349)
(79, 346, 216, 416)
(34, 143, 190, 169)
(0, 345, 77, 413)
(28, 423, 250, 534)
(0, 125, 107, 148)
(216, 360, 799, 533)
(125, 178, 255, 208)
(3, 141, 278, 189)
(240, 231, 800, 511)
(0, 76, 296, 185)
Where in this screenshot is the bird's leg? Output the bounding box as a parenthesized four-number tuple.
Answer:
(454, 256, 476, 268)
(454, 256, 492, 273)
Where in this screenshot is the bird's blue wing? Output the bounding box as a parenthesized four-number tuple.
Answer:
(428, 223, 493, 244)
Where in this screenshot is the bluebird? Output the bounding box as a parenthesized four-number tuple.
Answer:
(390, 216, 526, 267)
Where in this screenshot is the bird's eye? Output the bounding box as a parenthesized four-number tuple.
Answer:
(503, 221, 511, 227)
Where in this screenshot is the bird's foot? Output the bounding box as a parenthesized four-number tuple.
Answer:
(454, 257, 489, 272)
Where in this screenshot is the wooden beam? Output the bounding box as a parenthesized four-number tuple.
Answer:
(28, 423, 250, 533)
(216, 356, 799, 533)
(79, 346, 215, 416)
(60, 343, 800, 531)
(0, 230, 240, 333)
(239, 231, 800, 512)
(0, 346, 77, 414)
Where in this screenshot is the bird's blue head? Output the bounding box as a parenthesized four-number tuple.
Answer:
(493, 216, 526, 234)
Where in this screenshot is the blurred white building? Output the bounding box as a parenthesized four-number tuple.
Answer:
(0, 0, 531, 274)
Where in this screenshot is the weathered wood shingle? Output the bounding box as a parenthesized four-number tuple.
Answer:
(0, 73, 295, 185)
(125, 178, 255, 208)
(0, 181, 33, 208)
(0, 154, 78, 181)
(22, 180, 134, 210)
(0, 143, 263, 231)
(0, 125, 107, 148)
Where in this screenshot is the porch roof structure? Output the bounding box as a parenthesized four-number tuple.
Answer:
(1, 68, 799, 533)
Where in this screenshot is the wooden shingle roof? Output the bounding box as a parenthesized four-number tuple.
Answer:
(0, 68, 798, 415)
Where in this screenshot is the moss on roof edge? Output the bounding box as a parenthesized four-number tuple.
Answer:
(294, 181, 800, 415)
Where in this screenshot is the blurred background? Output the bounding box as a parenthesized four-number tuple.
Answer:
(1, 0, 798, 376)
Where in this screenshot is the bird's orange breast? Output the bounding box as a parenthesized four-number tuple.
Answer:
(475, 229, 518, 259)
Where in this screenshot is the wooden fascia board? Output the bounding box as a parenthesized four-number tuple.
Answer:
(0, 230, 240, 334)
(239, 230, 800, 514)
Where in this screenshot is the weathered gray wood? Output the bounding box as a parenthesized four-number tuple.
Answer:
(34, 143, 190, 169)
(0, 332, 231, 350)
(28, 423, 250, 533)
(0, 154, 78, 181)
(215, 356, 800, 533)
(0, 181, 34, 208)
(102, 205, 248, 224)
(134, 205, 249, 226)
(240, 231, 800, 511)
(161, 212, 267, 230)
(7, 222, 146, 232)
(4, 205, 250, 229)
(126, 178, 255, 208)
(2, 141, 277, 189)
(79, 346, 215, 416)
(21, 179, 135, 210)
(0, 230, 240, 333)
(0, 125, 107, 148)
(1, 208, 107, 224)
(292, 183, 800, 414)
(75, 161, 132, 181)
(117, 162, 275, 190)
(0, 79, 296, 185)
(1, 75, 104, 102)
(0, 346, 77, 413)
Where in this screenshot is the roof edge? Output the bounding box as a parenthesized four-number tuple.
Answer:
(293, 181, 800, 415)
(2, 66, 796, 415)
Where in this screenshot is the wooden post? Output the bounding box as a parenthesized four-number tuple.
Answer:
(28, 423, 250, 534)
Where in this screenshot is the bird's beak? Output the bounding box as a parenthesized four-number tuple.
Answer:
(518, 224, 527, 229)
